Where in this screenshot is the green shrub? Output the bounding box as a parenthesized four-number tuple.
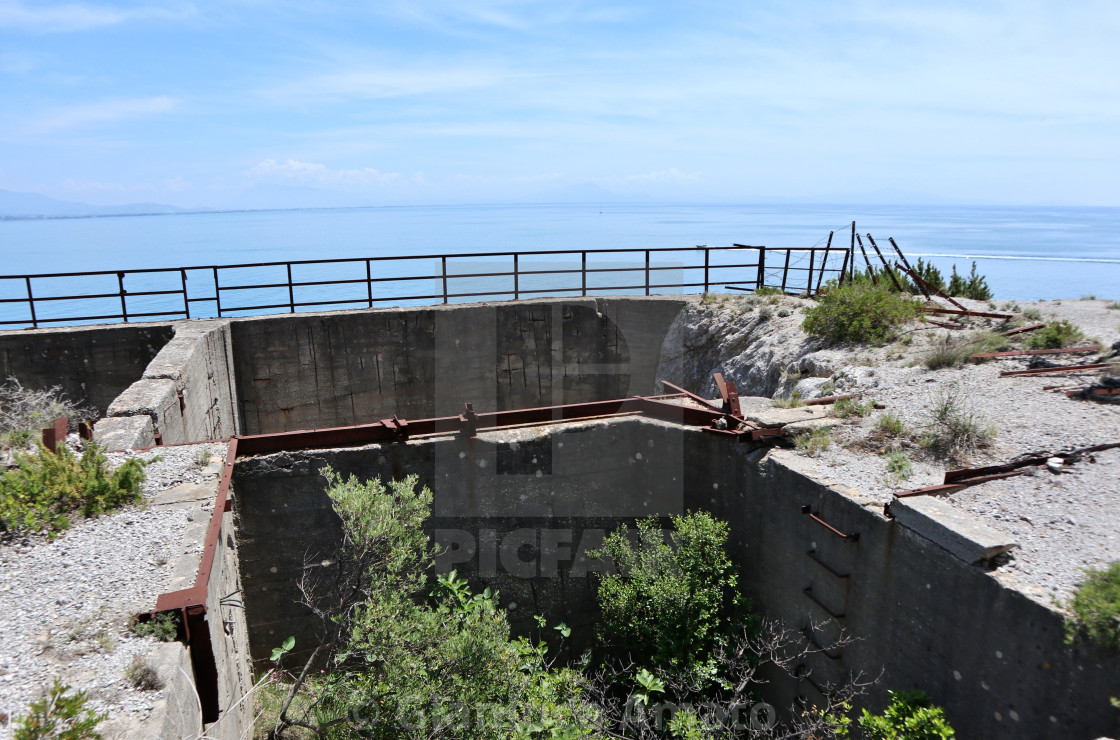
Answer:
(832, 398, 871, 418)
(1022, 308, 1044, 321)
(905, 259, 945, 294)
(0, 442, 148, 536)
(885, 451, 913, 482)
(802, 281, 921, 345)
(794, 425, 832, 455)
(1028, 320, 1086, 350)
(130, 612, 179, 642)
(591, 512, 750, 673)
(13, 680, 106, 740)
(923, 331, 1009, 370)
(947, 262, 993, 300)
(924, 386, 995, 458)
(773, 390, 806, 408)
(857, 689, 955, 739)
(1066, 561, 1120, 651)
(877, 413, 905, 436)
(754, 286, 781, 297)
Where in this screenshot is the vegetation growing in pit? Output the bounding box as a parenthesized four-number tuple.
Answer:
(801, 281, 921, 345)
(130, 612, 179, 642)
(1065, 561, 1120, 651)
(260, 472, 871, 738)
(0, 442, 149, 536)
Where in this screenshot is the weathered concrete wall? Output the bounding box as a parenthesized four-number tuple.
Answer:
(232, 418, 689, 664)
(232, 420, 1120, 740)
(0, 322, 174, 415)
(229, 297, 687, 435)
(99, 320, 239, 447)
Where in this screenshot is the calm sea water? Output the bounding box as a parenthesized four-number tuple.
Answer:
(2, 203, 1118, 326)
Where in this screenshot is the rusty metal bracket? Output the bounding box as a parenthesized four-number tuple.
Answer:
(712, 372, 741, 417)
(801, 505, 859, 541)
(458, 403, 478, 437)
(803, 586, 846, 619)
(807, 549, 850, 579)
(40, 416, 68, 452)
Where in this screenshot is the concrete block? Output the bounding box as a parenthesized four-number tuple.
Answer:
(102, 642, 201, 740)
(107, 377, 178, 419)
(94, 415, 155, 450)
(890, 495, 1017, 564)
(742, 405, 831, 428)
(783, 417, 837, 436)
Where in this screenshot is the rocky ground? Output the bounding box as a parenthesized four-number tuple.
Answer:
(660, 293, 1120, 605)
(0, 441, 226, 738)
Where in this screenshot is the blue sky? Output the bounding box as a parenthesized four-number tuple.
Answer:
(1, 0, 1118, 208)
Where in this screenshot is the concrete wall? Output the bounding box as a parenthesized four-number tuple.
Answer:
(231, 418, 689, 664)
(231, 419, 1120, 740)
(0, 322, 174, 415)
(98, 320, 239, 448)
(229, 297, 687, 435)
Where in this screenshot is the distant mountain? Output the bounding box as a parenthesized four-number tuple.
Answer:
(230, 185, 379, 211)
(0, 188, 191, 219)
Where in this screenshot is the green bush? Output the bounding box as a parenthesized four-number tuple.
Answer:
(802, 282, 921, 345)
(130, 612, 179, 642)
(885, 451, 913, 482)
(591, 512, 750, 674)
(905, 259, 945, 294)
(923, 331, 1010, 370)
(1066, 561, 1120, 651)
(13, 680, 106, 740)
(946, 262, 993, 301)
(877, 413, 905, 436)
(794, 425, 833, 455)
(924, 385, 995, 458)
(0, 442, 148, 536)
(832, 397, 871, 418)
(856, 689, 955, 739)
(1027, 320, 1086, 350)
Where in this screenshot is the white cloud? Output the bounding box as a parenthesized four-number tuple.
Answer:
(263, 66, 505, 104)
(246, 159, 407, 187)
(597, 168, 700, 186)
(0, 1, 192, 32)
(34, 96, 178, 131)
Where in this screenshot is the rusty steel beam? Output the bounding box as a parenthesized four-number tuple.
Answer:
(866, 235, 904, 292)
(972, 344, 1101, 359)
(658, 380, 725, 414)
(1002, 323, 1045, 336)
(1000, 363, 1110, 377)
(919, 306, 1013, 320)
(711, 372, 742, 416)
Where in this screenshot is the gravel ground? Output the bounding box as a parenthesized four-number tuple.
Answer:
(0, 440, 226, 737)
(737, 296, 1120, 604)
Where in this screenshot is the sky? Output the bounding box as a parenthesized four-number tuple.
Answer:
(1, 0, 1118, 209)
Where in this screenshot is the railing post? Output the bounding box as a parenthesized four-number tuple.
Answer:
(703, 248, 710, 293)
(807, 249, 815, 295)
(581, 251, 587, 296)
(644, 249, 650, 296)
(513, 253, 519, 300)
(781, 250, 791, 293)
(817, 231, 834, 293)
(441, 256, 448, 304)
(757, 248, 766, 290)
(286, 263, 295, 312)
(180, 269, 191, 319)
(117, 272, 128, 322)
(212, 267, 222, 317)
(366, 259, 373, 308)
(25, 277, 38, 328)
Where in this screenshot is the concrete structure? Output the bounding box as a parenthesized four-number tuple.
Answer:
(2, 297, 1118, 739)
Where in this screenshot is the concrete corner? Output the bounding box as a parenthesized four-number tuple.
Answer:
(890, 495, 1017, 564)
(108, 377, 178, 420)
(94, 415, 155, 450)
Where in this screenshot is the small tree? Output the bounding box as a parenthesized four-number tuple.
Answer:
(802, 281, 921, 345)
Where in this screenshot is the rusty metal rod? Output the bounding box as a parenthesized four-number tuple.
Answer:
(1000, 363, 1109, 377)
(972, 344, 1101, 359)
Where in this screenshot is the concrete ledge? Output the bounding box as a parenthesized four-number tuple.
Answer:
(890, 495, 1018, 564)
(94, 415, 155, 450)
(128, 642, 203, 740)
(143, 320, 227, 382)
(108, 377, 178, 420)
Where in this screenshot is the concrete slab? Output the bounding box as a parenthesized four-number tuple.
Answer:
(742, 405, 831, 428)
(107, 377, 178, 420)
(94, 415, 155, 450)
(151, 482, 216, 509)
(890, 495, 1018, 564)
(783, 417, 837, 436)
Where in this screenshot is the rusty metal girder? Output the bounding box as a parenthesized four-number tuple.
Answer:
(712, 372, 742, 417)
(1000, 363, 1109, 377)
(972, 344, 1101, 359)
(919, 306, 1013, 320)
(1002, 323, 1045, 336)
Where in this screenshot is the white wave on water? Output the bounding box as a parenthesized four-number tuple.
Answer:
(908, 253, 1120, 264)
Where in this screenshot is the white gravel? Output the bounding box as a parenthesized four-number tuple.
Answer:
(666, 294, 1120, 605)
(0, 441, 226, 737)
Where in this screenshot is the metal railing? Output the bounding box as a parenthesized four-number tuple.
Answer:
(0, 244, 848, 330)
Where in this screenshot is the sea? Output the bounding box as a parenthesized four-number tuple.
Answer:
(1, 203, 1118, 327)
